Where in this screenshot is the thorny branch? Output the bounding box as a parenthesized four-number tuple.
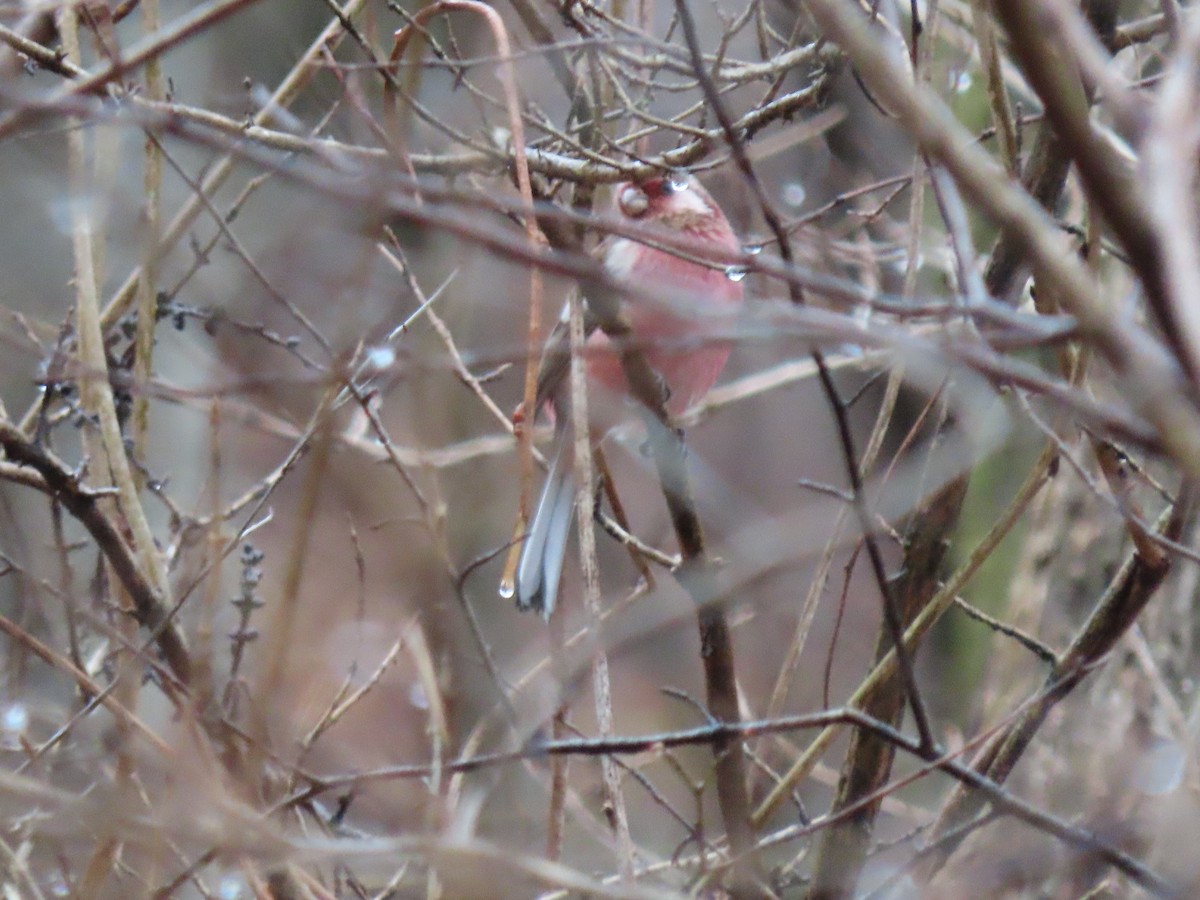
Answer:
(0, 420, 190, 684)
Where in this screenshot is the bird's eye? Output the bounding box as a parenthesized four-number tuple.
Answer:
(617, 185, 650, 218)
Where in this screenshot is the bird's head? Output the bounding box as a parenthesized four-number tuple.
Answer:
(614, 173, 735, 243)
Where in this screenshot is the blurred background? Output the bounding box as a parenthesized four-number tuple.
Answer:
(0, 1, 1196, 897)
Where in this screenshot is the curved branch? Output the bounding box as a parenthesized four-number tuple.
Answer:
(0, 421, 191, 685)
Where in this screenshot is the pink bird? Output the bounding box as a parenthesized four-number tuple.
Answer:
(512, 173, 744, 618)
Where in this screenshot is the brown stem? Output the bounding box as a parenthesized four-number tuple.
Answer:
(808, 475, 969, 897)
(919, 483, 1195, 884)
(0, 421, 191, 684)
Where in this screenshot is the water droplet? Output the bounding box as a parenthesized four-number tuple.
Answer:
(1134, 739, 1186, 795)
(889, 251, 925, 275)
(951, 71, 973, 94)
(743, 242, 764, 256)
(490, 126, 513, 150)
(498, 579, 515, 599)
(724, 266, 748, 283)
(667, 172, 690, 193)
(409, 680, 429, 710)
(50, 193, 102, 236)
(782, 182, 806, 208)
(216, 874, 246, 900)
(835, 343, 865, 359)
(2, 703, 28, 734)
(365, 345, 396, 372)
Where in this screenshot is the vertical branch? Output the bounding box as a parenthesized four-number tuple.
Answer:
(61, 8, 150, 891)
(575, 279, 760, 890)
(649, 419, 760, 893)
(17, 0, 373, 442)
(195, 401, 224, 713)
(983, 1, 1119, 301)
(377, 20, 540, 734)
(568, 291, 635, 880)
(1142, 10, 1200, 384)
(808, 474, 969, 897)
(757, 363, 906, 783)
(250, 387, 337, 764)
(754, 445, 1055, 826)
(132, 0, 163, 464)
(58, 4, 182, 674)
(387, 1, 548, 599)
(677, 0, 936, 762)
(545, 609, 571, 862)
(969, 0, 1019, 176)
(992, 2, 1186, 372)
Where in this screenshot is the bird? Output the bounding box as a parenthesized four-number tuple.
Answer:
(510, 172, 745, 618)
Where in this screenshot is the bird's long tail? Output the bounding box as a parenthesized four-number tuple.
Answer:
(515, 417, 576, 619)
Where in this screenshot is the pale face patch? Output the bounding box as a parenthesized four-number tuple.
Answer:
(603, 238, 639, 280)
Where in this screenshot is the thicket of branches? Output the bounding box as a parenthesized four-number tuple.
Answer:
(0, 0, 1197, 897)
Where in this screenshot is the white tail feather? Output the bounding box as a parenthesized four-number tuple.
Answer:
(515, 419, 576, 618)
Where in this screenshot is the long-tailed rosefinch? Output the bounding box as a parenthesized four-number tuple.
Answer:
(512, 173, 744, 617)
